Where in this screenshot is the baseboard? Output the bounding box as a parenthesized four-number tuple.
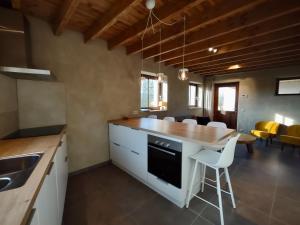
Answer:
(69, 160, 112, 177)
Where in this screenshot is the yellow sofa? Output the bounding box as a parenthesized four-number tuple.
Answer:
(250, 121, 280, 145)
(280, 125, 300, 150)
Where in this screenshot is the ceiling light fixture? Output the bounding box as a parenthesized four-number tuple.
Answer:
(228, 64, 241, 70)
(157, 27, 165, 82)
(208, 47, 218, 53)
(178, 16, 189, 81)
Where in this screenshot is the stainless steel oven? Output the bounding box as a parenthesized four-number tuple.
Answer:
(148, 135, 182, 188)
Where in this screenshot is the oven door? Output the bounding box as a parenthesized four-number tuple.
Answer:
(148, 144, 182, 188)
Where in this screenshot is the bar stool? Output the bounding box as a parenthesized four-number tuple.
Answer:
(182, 119, 197, 125)
(148, 115, 157, 119)
(186, 134, 240, 225)
(163, 117, 175, 122)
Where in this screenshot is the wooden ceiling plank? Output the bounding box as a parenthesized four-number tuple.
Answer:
(143, 0, 300, 59)
(54, 0, 80, 35)
(189, 51, 300, 72)
(182, 44, 300, 68)
(84, 0, 139, 42)
(127, 0, 267, 55)
(195, 61, 300, 76)
(11, 0, 21, 9)
(159, 27, 300, 65)
(191, 57, 300, 74)
(107, 0, 206, 49)
(166, 12, 300, 65)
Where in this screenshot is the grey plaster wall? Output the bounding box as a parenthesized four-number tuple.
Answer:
(17, 79, 66, 129)
(0, 74, 18, 138)
(23, 17, 203, 172)
(204, 66, 300, 133)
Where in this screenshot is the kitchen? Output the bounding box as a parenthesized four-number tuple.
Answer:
(1, 1, 300, 225)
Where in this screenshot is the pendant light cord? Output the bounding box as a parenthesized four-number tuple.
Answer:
(182, 15, 186, 70)
(158, 26, 162, 74)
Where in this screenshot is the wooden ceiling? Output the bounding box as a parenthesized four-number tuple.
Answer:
(7, 0, 300, 76)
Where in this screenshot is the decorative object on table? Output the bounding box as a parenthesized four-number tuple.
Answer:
(186, 134, 240, 225)
(280, 125, 300, 151)
(237, 133, 256, 153)
(250, 121, 279, 146)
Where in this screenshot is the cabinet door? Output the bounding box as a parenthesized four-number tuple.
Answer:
(37, 160, 59, 225)
(55, 135, 68, 225)
(125, 128, 147, 154)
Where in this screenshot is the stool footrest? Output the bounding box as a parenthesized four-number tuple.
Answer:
(193, 194, 220, 210)
(204, 181, 231, 195)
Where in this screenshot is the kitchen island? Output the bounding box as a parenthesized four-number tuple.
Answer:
(108, 118, 235, 207)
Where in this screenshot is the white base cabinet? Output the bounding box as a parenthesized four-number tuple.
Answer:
(27, 134, 68, 225)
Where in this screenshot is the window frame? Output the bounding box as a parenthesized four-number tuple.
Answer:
(188, 82, 203, 108)
(140, 72, 168, 111)
(275, 77, 300, 96)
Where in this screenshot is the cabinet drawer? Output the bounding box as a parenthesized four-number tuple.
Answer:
(127, 148, 147, 181)
(110, 141, 129, 168)
(147, 173, 182, 201)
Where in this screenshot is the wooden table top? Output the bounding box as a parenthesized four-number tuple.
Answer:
(110, 118, 235, 146)
(0, 130, 65, 225)
(238, 133, 256, 144)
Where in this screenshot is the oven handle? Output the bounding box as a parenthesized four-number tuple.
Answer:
(148, 144, 176, 156)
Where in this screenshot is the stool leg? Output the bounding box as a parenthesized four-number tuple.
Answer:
(186, 160, 198, 208)
(201, 165, 206, 192)
(225, 168, 236, 208)
(216, 168, 225, 225)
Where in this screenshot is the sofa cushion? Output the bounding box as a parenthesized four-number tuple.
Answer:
(251, 130, 270, 139)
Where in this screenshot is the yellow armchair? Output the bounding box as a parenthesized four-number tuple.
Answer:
(250, 121, 280, 145)
(280, 125, 300, 150)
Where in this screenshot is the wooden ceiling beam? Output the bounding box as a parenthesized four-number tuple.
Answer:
(181, 44, 300, 68)
(84, 0, 139, 42)
(127, 0, 266, 55)
(163, 12, 300, 65)
(159, 27, 300, 65)
(54, 0, 80, 35)
(190, 57, 300, 74)
(189, 51, 300, 72)
(195, 61, 300, 76)
(144, 6, 300, 60)
(107, 0, 206, 49)
(168, 37, 300, 67)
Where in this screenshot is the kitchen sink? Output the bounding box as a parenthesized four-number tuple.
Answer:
(0, 153, 43, 192)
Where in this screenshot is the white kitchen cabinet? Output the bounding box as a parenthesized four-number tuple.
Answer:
(26, 134, 68, 225)
(55, 134, 68, 225)
(109, 124, 147, 181)
(36, 160, 59, 225)
(27, 203, 39, 225)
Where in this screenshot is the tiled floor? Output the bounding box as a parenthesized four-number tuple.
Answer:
(63, 141, 300, 225)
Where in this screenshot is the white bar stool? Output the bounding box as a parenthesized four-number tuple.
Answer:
(182, 119, 197, 125)
(186, 134, 240, 225)
(148, 115, 157, 119)
(163, 117, 175, 122)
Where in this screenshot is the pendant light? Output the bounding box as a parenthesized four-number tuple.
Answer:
(157, 27, 165, 83)
(178, 16, 189, 81)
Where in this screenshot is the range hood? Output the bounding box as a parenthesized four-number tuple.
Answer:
(0, 7, 54, 80)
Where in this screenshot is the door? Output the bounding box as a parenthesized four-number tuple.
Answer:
(213, 82, 239, 129)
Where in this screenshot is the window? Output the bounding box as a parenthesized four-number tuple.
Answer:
(188, 83, 203, 108)
(276, 77, 300, 95)
(140, 73, 168, 110)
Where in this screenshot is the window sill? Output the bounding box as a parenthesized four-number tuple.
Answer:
(140, 109, 168, 112)
(188, 107, 202, 109)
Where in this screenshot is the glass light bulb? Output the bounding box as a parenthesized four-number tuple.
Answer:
(178, 68, 189, 81)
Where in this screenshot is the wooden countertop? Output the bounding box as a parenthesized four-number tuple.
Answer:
(0, 130, 65, 225)
(109, 118, 235, 146)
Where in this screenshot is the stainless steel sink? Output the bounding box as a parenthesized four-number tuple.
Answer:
(0, 153, 43, 192)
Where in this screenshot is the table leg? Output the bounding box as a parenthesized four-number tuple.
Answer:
(246, 143, 254, 153)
